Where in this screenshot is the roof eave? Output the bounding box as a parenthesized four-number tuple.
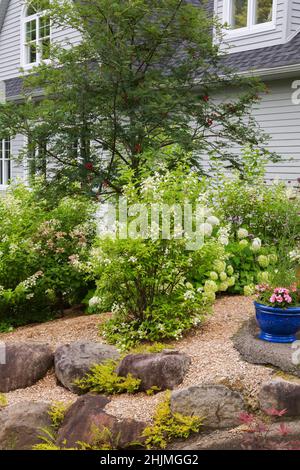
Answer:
(237, 63, 300, 80)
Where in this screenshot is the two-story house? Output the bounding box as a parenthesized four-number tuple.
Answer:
(0, 0, 300, 189)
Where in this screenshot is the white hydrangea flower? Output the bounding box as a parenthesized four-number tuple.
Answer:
(219, 235, 229, 246)
(227, 265, 234, 276)
(204, 280, 218, 293)
(199, 223, 213, 237)
(209, 271, 219, 281)
(88, 296, 102, 307)
(185, 282, 194, 290)
(183, 290, 195, 301)
(203, 291, 216, 303)
(213, 260, 226, 274)
(237, 228, 249, 239)
(219, 281, 229, 292)
(251, 238, 262, 252)
(206, 215, 220, 226)
(244, 285, 254, 296)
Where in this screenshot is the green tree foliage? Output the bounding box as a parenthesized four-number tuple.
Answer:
(0, 0, 275, 196)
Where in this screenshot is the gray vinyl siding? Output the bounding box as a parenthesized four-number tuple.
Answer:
(203, 77, 300, 184)
(216, 0, 287, 53)
(256, 78, 300, 182)
(0, 0, 81, 82)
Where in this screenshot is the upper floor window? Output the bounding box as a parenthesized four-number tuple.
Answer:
(22, 0, 51, 67)
(225, 0, 275, 33)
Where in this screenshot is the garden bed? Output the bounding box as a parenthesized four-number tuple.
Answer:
(0, 295, 274, 422)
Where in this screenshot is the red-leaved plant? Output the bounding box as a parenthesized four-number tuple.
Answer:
(240, 409, 300, 450)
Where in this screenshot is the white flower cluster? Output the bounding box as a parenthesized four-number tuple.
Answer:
(88, 296, 102, 308)
(20, 271, 44, 290)
(237, 228, 262, 252)
(290, 249, 300, 263)
(217, 225, 231, 246)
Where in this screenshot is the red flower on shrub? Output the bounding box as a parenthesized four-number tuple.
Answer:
(134, 143, 142, 153)
(84, 162, 94, 171)
(206, 118, 213, 127)
(203, 95, 209, 102)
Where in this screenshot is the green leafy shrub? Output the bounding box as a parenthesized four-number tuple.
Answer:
(90, 166, 222, 349)
(224, 237, 278, 295)
(0, 183, 95, 326)
(188, 240, 237, 296)
(74, 360, 141, 394)
(143, 392, 203, 449)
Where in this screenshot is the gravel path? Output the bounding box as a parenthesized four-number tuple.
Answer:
(0, 296, 274, 422)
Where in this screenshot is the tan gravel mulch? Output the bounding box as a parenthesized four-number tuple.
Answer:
(0, 296, 274, 422)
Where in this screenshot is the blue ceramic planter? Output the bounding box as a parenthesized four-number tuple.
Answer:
(255, 302, 300, 343)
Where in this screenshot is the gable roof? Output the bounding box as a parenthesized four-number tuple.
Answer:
(0, 0, 10, 33)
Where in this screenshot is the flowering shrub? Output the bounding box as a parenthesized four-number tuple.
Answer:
(91, 237, 212, 349)
(208, 148, 300, 245)
(224, 230, 278, 295)
(256, 284, 300, 308)
(188, 241, 237, 296)
(0, 184, 95, 328)
(89, 166, 230, 349)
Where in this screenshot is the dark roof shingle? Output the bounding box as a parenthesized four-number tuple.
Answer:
(222, 32, 300, 73)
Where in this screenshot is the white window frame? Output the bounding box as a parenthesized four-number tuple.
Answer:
(20, 2, 52, 70)
(223, 0, 277, 37)
(0, 138, 11, 190)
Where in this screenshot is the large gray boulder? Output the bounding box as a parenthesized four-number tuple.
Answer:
(259, 378, 300, 417)
(54, 341, 120, 393)
(171, 384, 245, 429)
(116, 350, 191, 391)
(0, 343, 53, 392)
(233, 319, 300, 377)
(56, 393, 146, 449)
(0, 401, 51, 450)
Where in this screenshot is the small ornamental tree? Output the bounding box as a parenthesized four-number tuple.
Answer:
(0, 0, 277, 196)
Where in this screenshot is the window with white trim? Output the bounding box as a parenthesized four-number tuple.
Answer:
(0, 138, 11, 187)
(23, 0, 51, 66)
(225, 0, 275, 32)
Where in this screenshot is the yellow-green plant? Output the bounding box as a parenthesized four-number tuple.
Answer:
(74, 360, 141, 395)
(48, 402, 70, 430)
(129, 342, 168, 354)
(146, 386, 162, 396)
(33, 426, 117, 451)
(143, 392, 204, 449)
(0, 393, 7, 407)
(33, 429, 63, 451)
